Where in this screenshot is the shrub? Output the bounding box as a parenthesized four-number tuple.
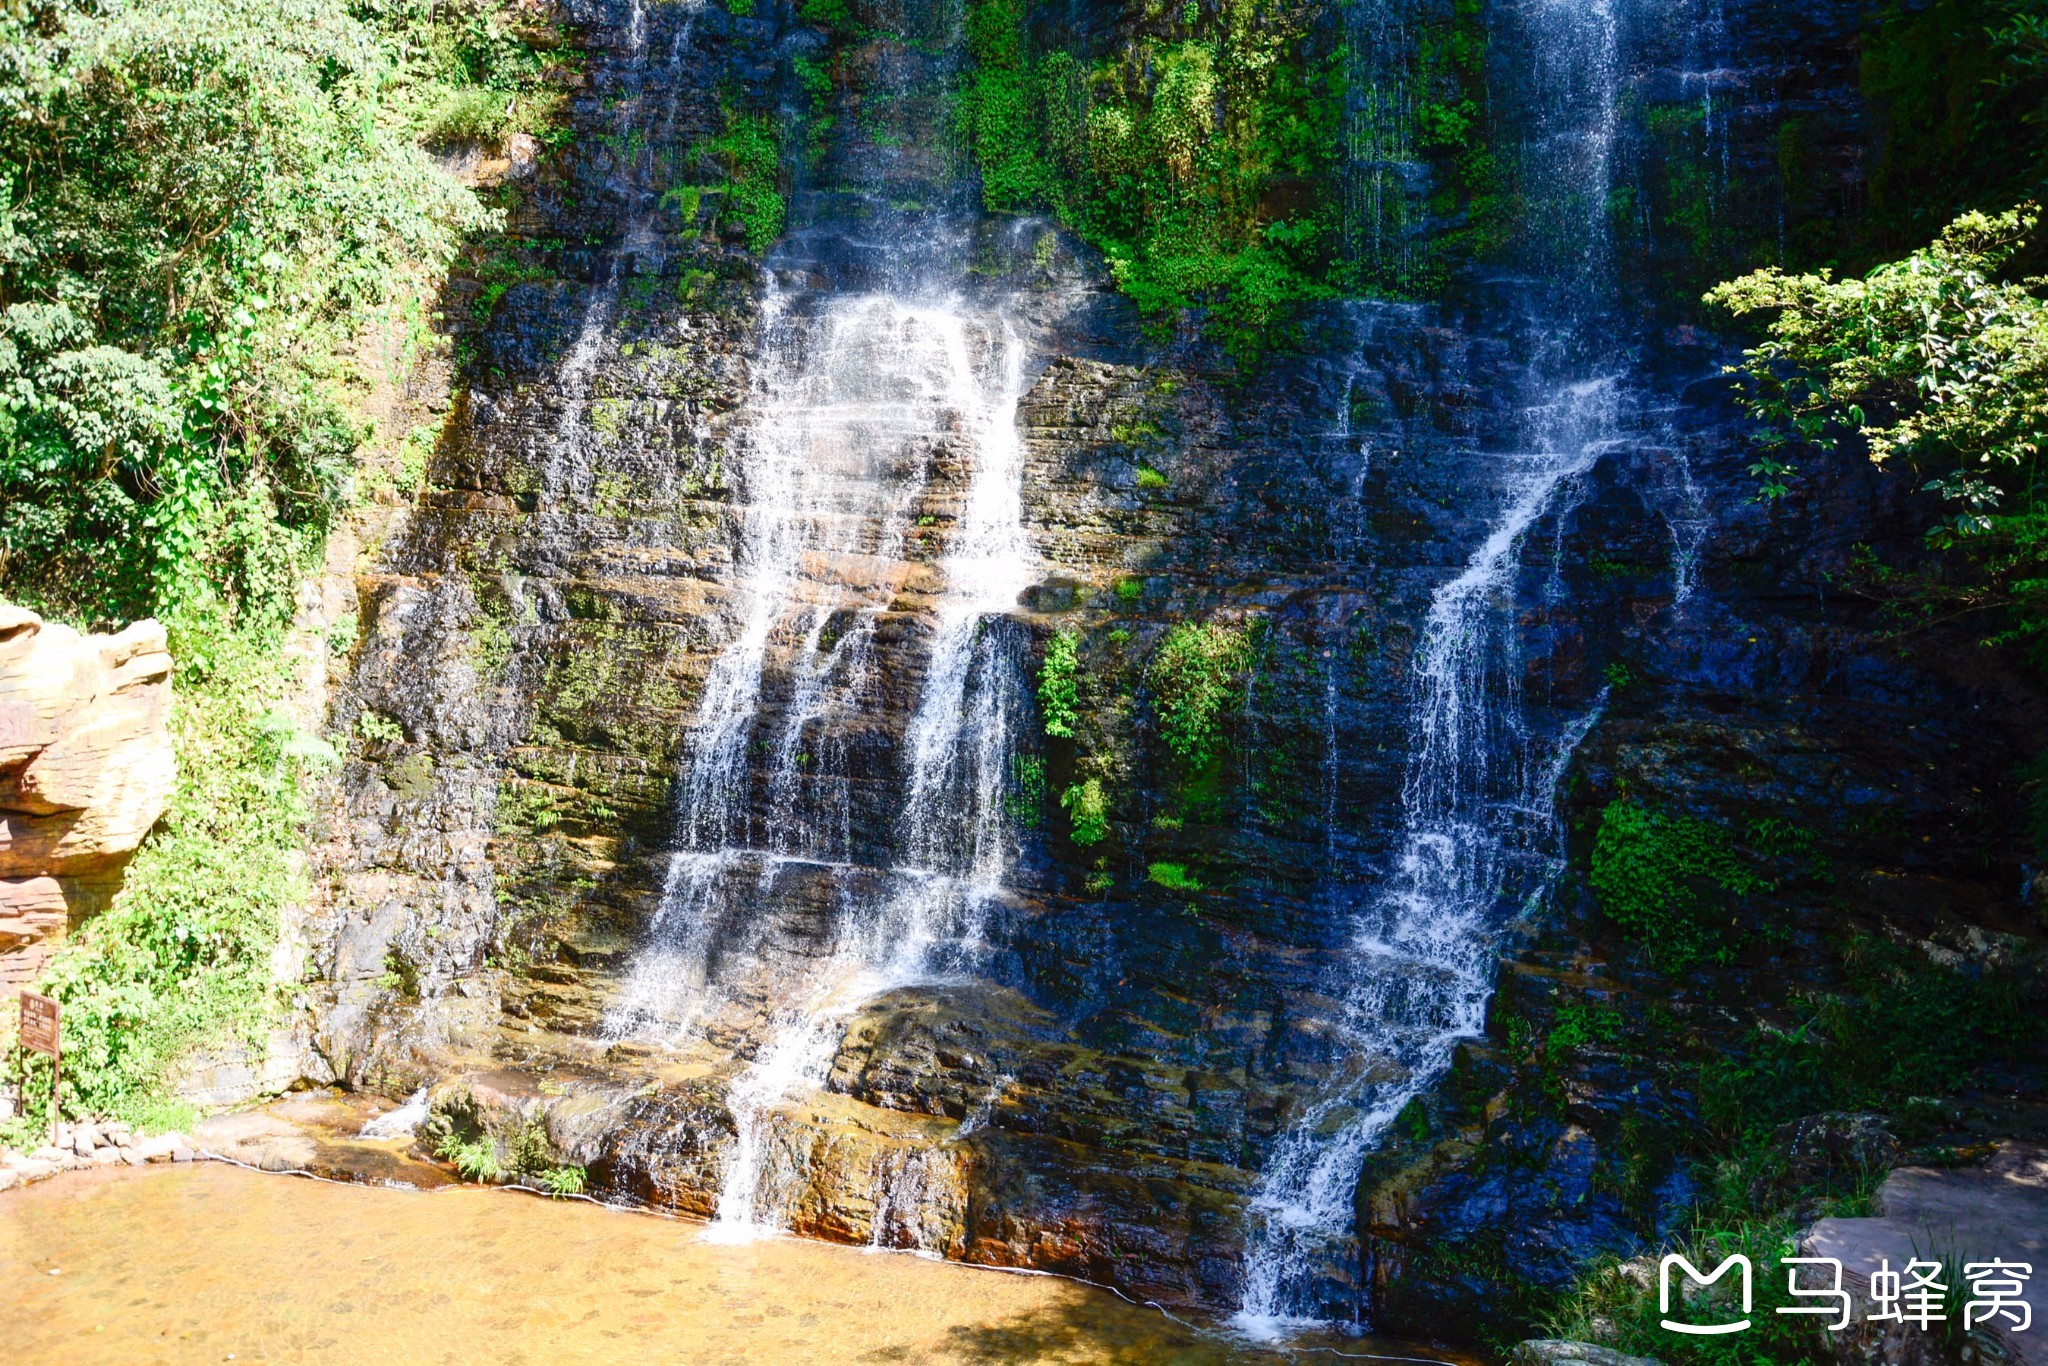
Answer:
(1060, 778, 1109, 846)
(7, 603, 338, 1138)
(1037, 631, 1080, 737)
(1708, 205, 2048, 653)
(1146, 620, 1254, 769)
(701, 107, 786, 254)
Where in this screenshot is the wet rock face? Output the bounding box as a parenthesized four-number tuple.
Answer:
(304, 0, 760, 1084)
(0, 602, 174, 991)
(297, 0, 2046, 1338)
(1350, 375, 2048, 1341)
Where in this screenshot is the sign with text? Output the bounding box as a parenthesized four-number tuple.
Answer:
(19, 990, 59, 1057)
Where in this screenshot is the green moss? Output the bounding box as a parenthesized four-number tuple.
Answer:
(1589, 799, 1769, 974)
(387, 750, 438, 802)
(1147, 860, 1203, 891)
(586, 397, 627, 438)
(1134, 461, 1169, 490)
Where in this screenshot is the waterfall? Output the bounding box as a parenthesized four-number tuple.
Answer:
(1236, 0, 1640, 1331)
(1234, 379, 1621, 1331)
(703, 308, 1034, 1238)
(598, 192, 1042, 1233)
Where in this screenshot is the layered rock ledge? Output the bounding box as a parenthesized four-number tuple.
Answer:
(0, 601, 175, 991)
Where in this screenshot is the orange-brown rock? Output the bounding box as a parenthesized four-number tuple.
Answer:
(0, 602, 175, 992)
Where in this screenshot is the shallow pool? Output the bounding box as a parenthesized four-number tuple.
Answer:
(0, 1163, 1429, 1364)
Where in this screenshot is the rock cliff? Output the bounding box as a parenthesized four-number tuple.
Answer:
(286, 0, 2048, 1346)
(0, 603, 175, 990)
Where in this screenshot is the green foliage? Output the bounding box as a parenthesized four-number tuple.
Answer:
(1708, 206, 2048, 650)
(4, 604, 335, 1135)
(1005, 753, 1047, 826)
(1134, 462, 1170, 490)
(1060, 777, 1109, 846)
(1589, 799, 1769, 974)
(1146, 619, 1254, 769)
(437, 1131, 505, 1181)
(698, 105, 787, 254)
(0, 0, 564, 1135)
(1543, 1001, 1622, 1064)
(1349, 0, 1505, 295)
(1550, 1220, 1829, 1366)
(1699, 939, 2040, 1144)
(433, 1117, 584, 1194)
(1550, 938, 2045, 1365)
(1146, 860, 1203, 891)
(0, 0, 569, 626)
(532, 1163, 588, 1196)
(1037, 630, 1081, 737)
(954, 0, 1341, 361)
(1859, 0, 2048, 251)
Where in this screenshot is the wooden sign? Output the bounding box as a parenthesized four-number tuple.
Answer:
(19, 990, 59, 1057)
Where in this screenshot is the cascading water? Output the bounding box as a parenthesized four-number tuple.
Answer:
(1235, 376, 1623, 1331)
(1235, 0, 1662, 1332)
(597, 172, 1048, 1234)
(702, 299, 1035, 1239)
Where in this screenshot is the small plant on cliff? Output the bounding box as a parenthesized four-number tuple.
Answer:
(1146, 620, 1255, 769)
(698, 104, 787, 254)
(1060, 777, 1109, 846)
(1589, 799, 1768, 975)
(1146, 860, 1203, 892)
(438, 1132, 505, 1182)
(1037, 630, 1081, 737)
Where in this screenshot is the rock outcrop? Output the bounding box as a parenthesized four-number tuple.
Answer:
(0, 602, 175, 991)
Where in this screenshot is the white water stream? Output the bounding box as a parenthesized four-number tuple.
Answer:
(602, 239, 1037, 1239)
(1235, 0, 1647, 1330)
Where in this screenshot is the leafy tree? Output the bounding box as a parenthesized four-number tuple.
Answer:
(0, 0, 564, 625)
(1708, 205, 2048, 645)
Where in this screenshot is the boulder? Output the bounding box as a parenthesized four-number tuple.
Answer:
(0, 602, 174, 991)
(134, 1134, 178, 1163)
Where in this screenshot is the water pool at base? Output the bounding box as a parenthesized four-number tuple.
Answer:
(0, 1164, 1449, 1364)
